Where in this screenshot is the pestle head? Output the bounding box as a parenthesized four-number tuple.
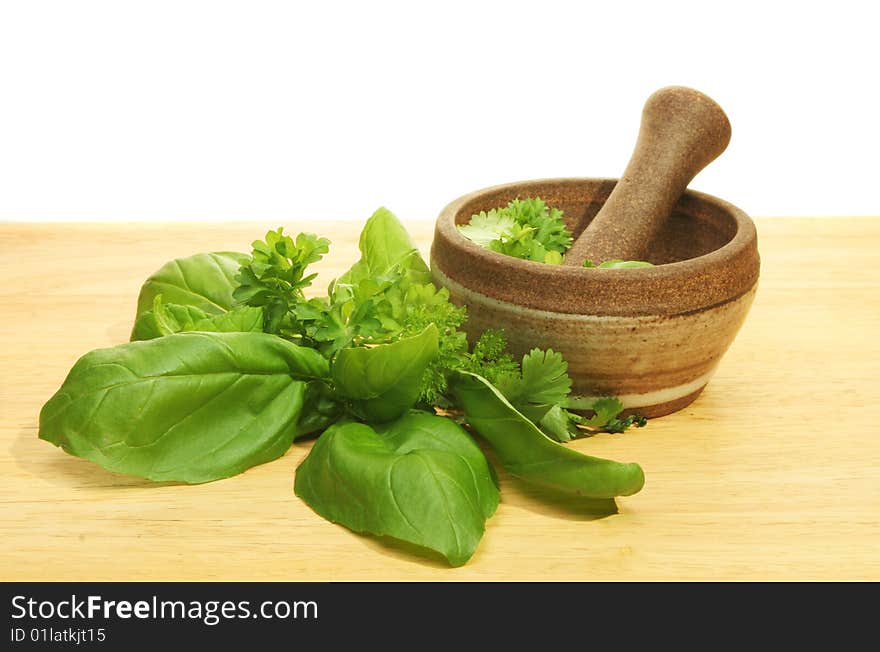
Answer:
(564, 86, 731, 266)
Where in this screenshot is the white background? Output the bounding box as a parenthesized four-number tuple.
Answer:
(0, 0, 877, 223)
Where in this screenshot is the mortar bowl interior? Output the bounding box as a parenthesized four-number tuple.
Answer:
(429, 178, 760, 417)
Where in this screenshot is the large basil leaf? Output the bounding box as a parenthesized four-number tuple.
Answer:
(39, 332, 329, 483)
(331, 325, 438, 422)
(133, 251, 249, 319)
(294, 412, 499, 566)
(452, 371, 645, 498)
(131, 295, 263, 341)
(338, 207, 430, 285)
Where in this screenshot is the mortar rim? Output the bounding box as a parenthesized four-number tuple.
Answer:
(431, 177, 760, 316)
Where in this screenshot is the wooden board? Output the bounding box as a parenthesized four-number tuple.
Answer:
(1, 217, 878, 581)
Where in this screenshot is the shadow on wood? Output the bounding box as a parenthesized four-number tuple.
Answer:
(13, 427, 181, 489)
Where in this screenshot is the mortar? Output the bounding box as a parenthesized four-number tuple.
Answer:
(430, 89, 760, 417)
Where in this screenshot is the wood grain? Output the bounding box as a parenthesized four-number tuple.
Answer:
(1, 218, 878, 581)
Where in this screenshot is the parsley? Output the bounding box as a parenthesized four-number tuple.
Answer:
(456, 330, 519, 391)
(233, 228, 330, 336)
(502, 198, 572, 254)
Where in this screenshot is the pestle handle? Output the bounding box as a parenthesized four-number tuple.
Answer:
(564, 86, 731, 266)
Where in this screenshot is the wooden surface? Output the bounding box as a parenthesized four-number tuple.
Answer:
(1, 217, 878, 581)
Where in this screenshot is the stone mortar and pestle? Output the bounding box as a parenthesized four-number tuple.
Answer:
(431, 86, 760, 417)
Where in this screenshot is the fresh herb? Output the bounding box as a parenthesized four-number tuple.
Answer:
(455, 330, 520, 391)
(39, 332, 329, 483)
(458, 198, 571, 264)
(331, 325, 439, 422)
(583, 259, 654, 269)
(581, 397, 648, 433)
(39, 207, 646, 566)
(452, 372, 645, 498)
(233, 228, 331, 336)
(542, 396, 649, 442)
(457, 197, 655, 268)
(130, 251, 249, 339)
(132, 295, 264, 341)
(294, 413, 499, 567)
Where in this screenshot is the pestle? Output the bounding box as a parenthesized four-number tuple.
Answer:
(564, 86, 732, 267)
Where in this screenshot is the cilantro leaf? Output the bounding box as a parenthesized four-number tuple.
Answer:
(583, 397, 626, 426)
(457, 211, 516, 247)
(575, 396, 646, 432)
(537, 404, 579, 442)
(540, 397, 648, 441)
(573, 397, 644, 434)
(496, 348, 572, 407)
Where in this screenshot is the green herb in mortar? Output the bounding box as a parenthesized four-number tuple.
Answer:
(458, 198, 572, 264)
(458, 197, 654, 268)
(39, 208, 646, 566)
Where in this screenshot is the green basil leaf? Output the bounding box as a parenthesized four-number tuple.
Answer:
(131, 299, 211, 340)
(39, 332, 329, 483)
(293, 382, 343, 440)
(133, 251, 250, 319)
(338, 207, 430, 285)
(583, 259, 654, 269)
(294, 412, 498, 566)
(331, 324, 439, 422)
(451, 371, 645, 498)
(194, 305, 263, 333)
(131, 295, 264, 341)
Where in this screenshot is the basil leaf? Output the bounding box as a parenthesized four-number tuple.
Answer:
(451, 371, 645, 498)
(131, 299, 211, 340)
(131, 295, 263, 341)
(195, 306, 263, 333)
(293, 382, 343, 440)
(133, 251, 250, 319)
(39, 332, 329, 483)
(338, 207, 430, 285)
(294, 412, 499, 566)
(583, 259, 654, 269)
(331, 324, 439, 422)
